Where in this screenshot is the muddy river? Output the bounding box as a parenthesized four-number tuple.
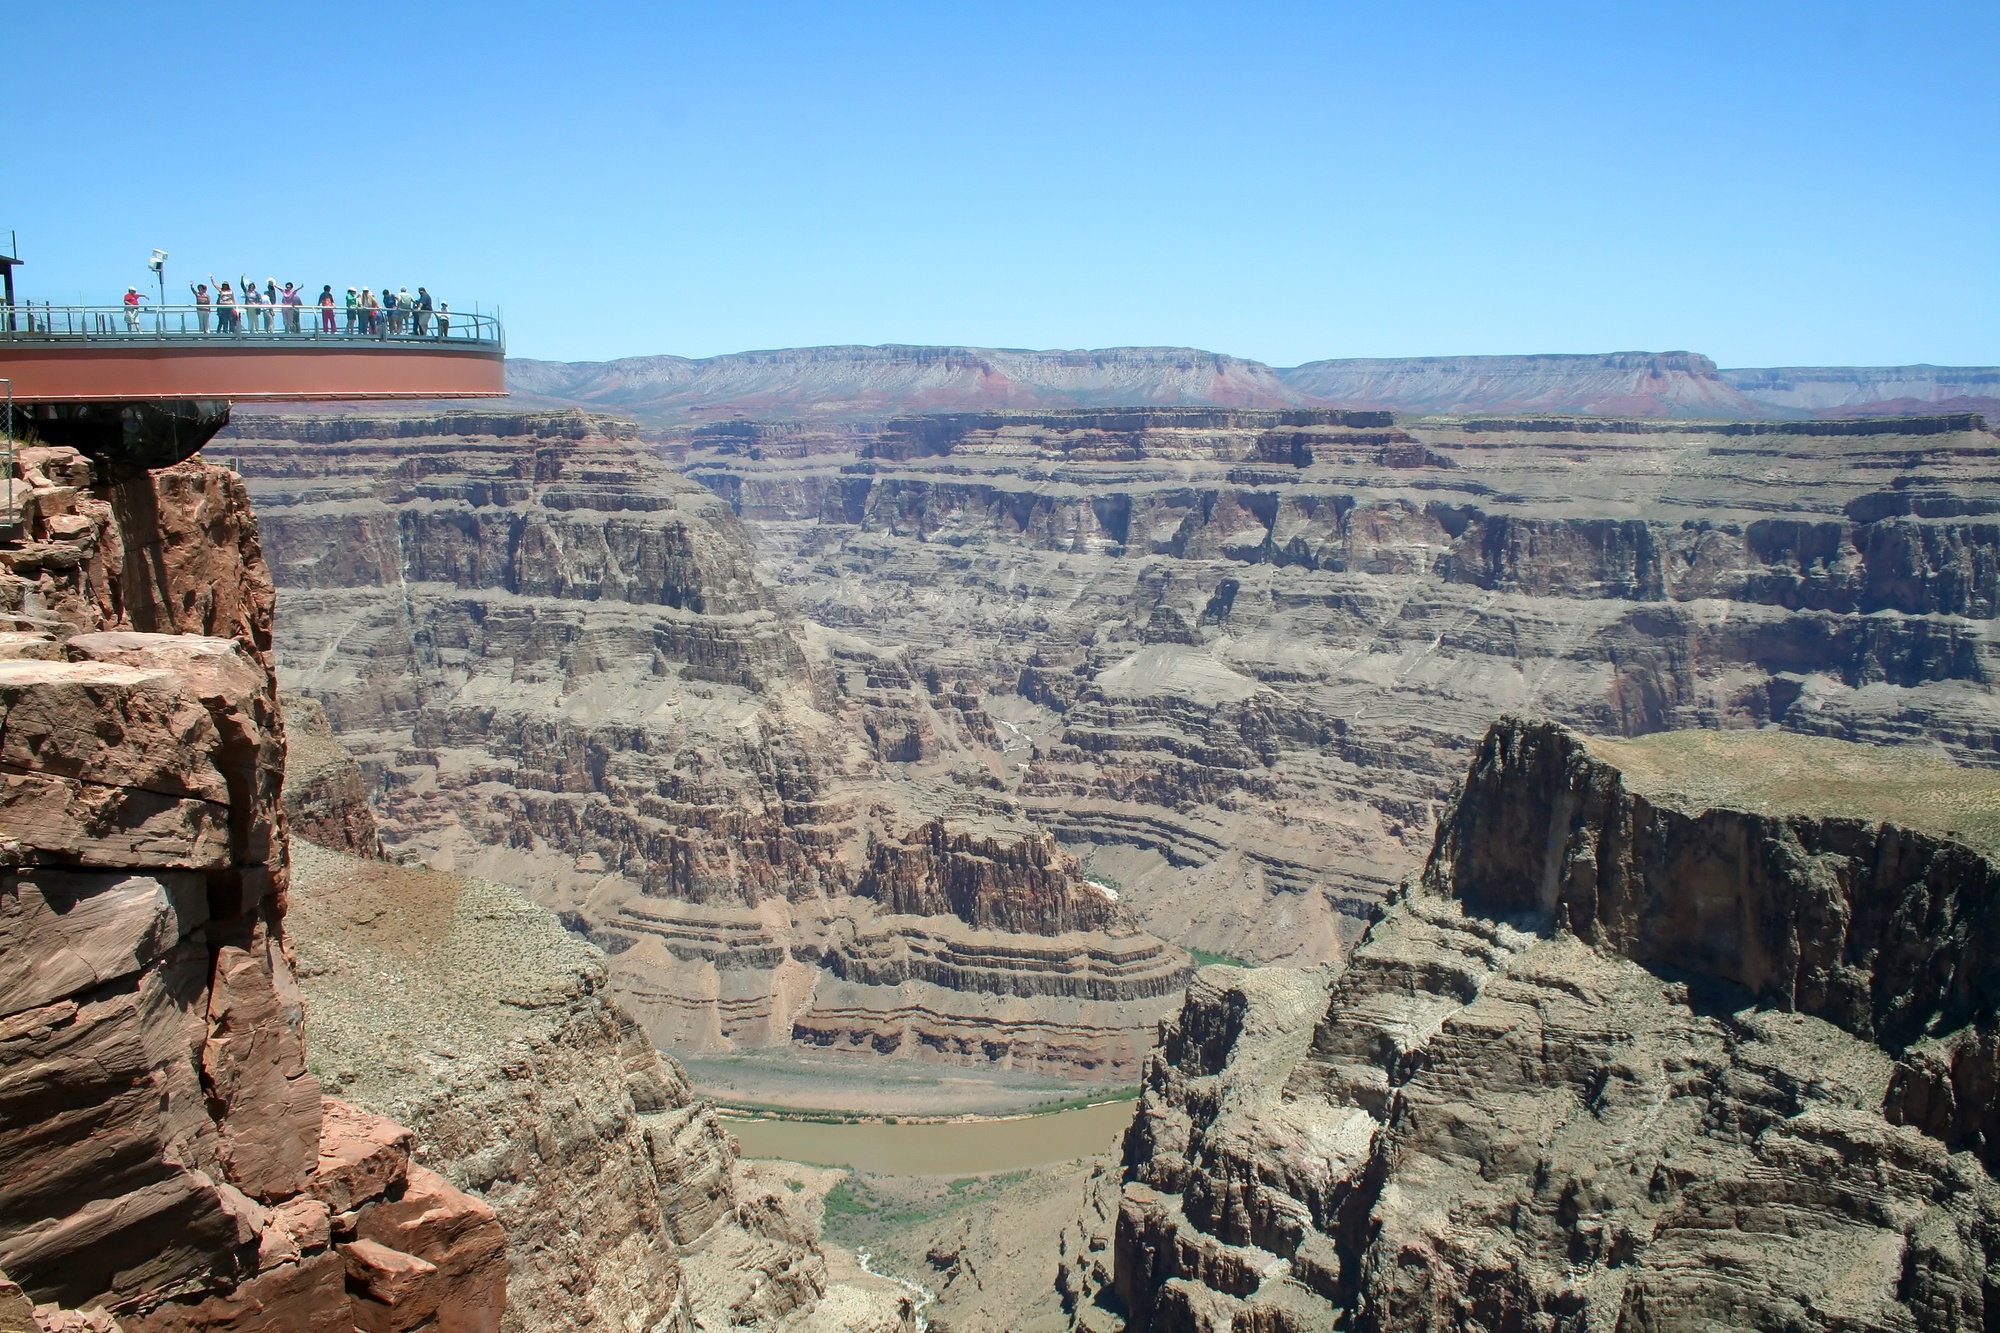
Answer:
(725, 1099, 1133, 1174)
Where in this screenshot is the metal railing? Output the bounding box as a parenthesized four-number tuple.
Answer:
(0, 302, 502, 349)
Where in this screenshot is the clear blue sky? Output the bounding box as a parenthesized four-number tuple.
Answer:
(12, 1, 1997, 367)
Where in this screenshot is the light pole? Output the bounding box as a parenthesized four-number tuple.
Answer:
(148, 250, 168, 332)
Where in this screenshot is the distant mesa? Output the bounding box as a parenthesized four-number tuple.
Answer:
(477, 343, 2000, 425)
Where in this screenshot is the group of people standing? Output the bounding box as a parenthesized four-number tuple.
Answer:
(341, 285, 446, 337)
(173, 277, 449, 338)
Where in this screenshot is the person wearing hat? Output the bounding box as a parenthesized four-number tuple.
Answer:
(345, 286, 359, 334)
(122, 286, 144, 332)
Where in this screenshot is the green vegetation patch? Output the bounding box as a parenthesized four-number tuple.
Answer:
(1031, 1086, 1141, 1115)
(1188, 948, 1254, 969)
(713, 1100, 869, 1123)
(819, 1171, 1028, 1248)
(821, 1178, 874, 1220)
(1586, 729, 2000, 859)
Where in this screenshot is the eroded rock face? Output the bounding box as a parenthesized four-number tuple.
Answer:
(1087, 719, 2000, 1331)
(283, 839, 902, 1333)
(278, 695, 381, 857)
(221, 404, 2000, 1075)
(230, 413, 1191, 1079)
(0, 441, 913, 1333)
(0, 449, 507, 1332)
(859, 820, 1115, 934)
(672, 407, 2000, 972)
(0, 632, 508, 1330)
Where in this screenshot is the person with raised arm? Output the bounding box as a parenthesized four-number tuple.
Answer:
(237, 277, 261, 333)
(211, 277, 237, 332)
(190, 281, 212, 332)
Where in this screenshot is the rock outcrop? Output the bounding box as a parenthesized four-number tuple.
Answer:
(227, 413, 1191, 1079)
(278, 695, 381, 857)
(1082, 719, 2000, 1331)
(0, 444, 508, 1330)
(284, 840, 904, 1333)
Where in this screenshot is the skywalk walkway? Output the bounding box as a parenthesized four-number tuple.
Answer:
(0, 303, 506, 402)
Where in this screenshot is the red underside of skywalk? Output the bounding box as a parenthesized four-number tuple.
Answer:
(0, 343, 506, 401)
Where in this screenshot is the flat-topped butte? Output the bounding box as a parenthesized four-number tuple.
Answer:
(1586, 727, 2000, 860)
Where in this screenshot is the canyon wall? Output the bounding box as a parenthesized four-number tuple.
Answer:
(228, 413, 1191, 1080)
(222, 404, 2000, 988)
(500, 347, 1306, 422)
(677, 406, 2000, 968)
(1081, 719, 2000, 1331)
(1720, 364, 2000, 418)
(1275, 351, 1766, 417)
(345, 348, 2000, 424)
(0, 449, 508, 1331)
(0, 443, 904, 1333)
(279, 695, 381, 857)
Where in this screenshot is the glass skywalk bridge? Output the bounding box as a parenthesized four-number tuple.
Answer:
(0, 302, 506, 401)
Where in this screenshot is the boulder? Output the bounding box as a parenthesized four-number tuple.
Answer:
(351, 1167, 506, 1333)
(309, 1100, 411, 1215)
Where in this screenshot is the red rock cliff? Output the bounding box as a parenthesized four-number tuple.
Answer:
(0, 448, 506, 1331)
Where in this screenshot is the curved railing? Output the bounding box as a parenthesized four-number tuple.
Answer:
(0, 303, 503, 350)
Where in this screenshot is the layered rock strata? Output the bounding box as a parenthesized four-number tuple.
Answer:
(0, 437, 510, 1331)
(0, 440, 905, 1331)
(226, 412, 1189, 1078)
(676, 407, 2000, 967)
(279, 695, 382, 857)
(1084, 718, 2000, 1331)
(479, 347, 2000, 423)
